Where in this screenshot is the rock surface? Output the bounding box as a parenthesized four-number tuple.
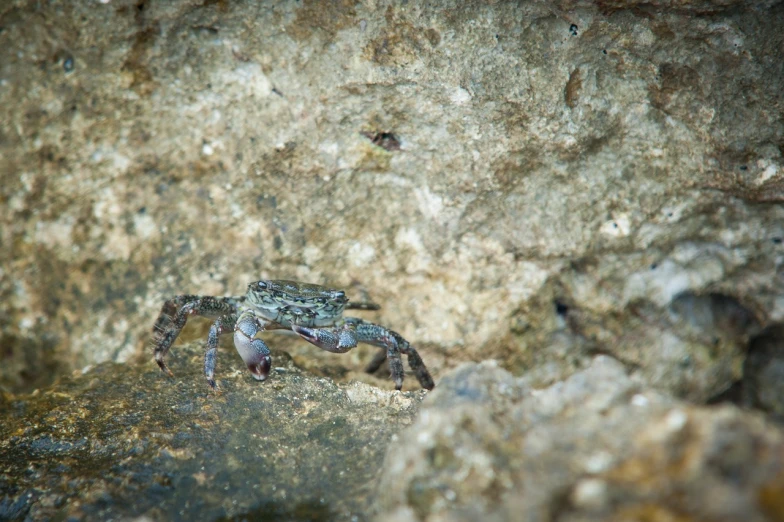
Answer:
(0, 342, 425, 521)
(3, 1, 784, 521)
(375, 357, 784, 522)
(2, 0, 783, 403)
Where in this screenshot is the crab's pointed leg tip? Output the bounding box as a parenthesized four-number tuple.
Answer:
(156, 360, 175, 378)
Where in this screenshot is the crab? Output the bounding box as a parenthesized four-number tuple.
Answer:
(152, 279, 435, 391)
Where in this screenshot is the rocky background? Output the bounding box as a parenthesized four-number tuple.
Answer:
(2, 0, 784, 520)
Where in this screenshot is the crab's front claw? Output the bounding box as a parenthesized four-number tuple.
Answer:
(249, 354, 272, 381)
(236, 335, 272, 382)
(233, 318, 273, 383)
(292, 324, 358, 354)
(290, 324, 319, 344)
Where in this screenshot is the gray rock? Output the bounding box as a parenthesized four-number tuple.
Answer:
(1, 0, 783, 405)
(3, 1, 784, 520)
(0, 342, 425, 521)
(375, 357, 784, 521)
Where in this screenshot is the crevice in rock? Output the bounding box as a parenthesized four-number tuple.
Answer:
(739, 324, 784, 419)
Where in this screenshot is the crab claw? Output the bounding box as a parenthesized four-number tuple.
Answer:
(233, 322, 272, 382)
(249, 354, 272, 381)
(292, 324, 358, 353)
(291, 324, 319, 344)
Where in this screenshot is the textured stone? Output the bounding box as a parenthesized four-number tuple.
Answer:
(375, 358, 784, 521)
(0, 342, 424, 521)
(2, 1, 783, 403)
(2, 2, 784, 520)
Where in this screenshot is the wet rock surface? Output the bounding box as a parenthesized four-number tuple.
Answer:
(2, 0, 784, 521)
(376, 358, 784, 522)
(0, 343, 425, 521)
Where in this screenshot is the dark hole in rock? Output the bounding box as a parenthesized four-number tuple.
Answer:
(668, 292, 759, 341)
(740, 324, 784, 418)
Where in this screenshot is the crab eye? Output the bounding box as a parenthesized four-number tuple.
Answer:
(257, 281, 267, 290)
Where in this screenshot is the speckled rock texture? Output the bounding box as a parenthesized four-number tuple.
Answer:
(0, 342, 425, 521)
(2, 0, 784, 520)
(2, 0, 783, 400)
(375, 357, 784, 522)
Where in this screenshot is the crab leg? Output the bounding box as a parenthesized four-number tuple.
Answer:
(203, 313, 238, 389)
(364, 349, 388, 374)
(152, 294, 199, 341)
(353, 319, 434, 390)
(297, 318, 435, 390)
(152, 295, 241, 377)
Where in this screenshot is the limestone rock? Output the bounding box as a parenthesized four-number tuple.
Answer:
(3, 1, 784, 520)
(1, 0, 783, 404)
(375, 357, 784, 521)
